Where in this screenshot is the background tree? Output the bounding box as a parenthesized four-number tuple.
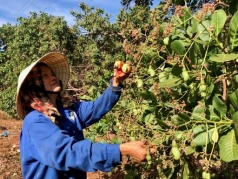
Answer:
(70, 1, 238, 178)
(121, 0, 154, 9)
(69, 3, 125, 99)
(0, 12, 77, 117)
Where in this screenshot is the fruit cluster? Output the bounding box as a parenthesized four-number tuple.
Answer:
(114, 60, 131, 79)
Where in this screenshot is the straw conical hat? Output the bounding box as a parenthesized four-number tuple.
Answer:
(16, 52, 70, 119)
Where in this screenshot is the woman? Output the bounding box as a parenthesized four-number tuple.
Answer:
(16, 52, 147, 179)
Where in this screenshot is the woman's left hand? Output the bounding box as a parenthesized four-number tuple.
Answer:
(112, 61, 132, 86)
(112, 70, 130, 86)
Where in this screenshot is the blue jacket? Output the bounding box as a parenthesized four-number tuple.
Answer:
(20, 82, 123, 179)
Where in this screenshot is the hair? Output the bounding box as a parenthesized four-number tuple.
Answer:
(37, 62, 63, 106)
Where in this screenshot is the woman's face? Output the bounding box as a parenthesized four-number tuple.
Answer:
(40, 65, 61, 93)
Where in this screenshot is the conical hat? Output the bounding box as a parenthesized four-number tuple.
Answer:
(16, 52, 70, 119)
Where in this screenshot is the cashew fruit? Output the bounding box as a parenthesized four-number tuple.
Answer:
(114, 61, 124, 69)
(202, 171, 211, 179)
(122, 63, 131, 73)
(163, 37, 169, 45)
(182, 70, 189, 82)
(114, 61, 131, 78)
(136, 79, 143, 88)
(212, 125, 219, 143)
(171, 147, 180, 160)
(146, 149, 152, 164)
(200, 92, 207, 97)
(172, 140, 178, 148)
(171, 141, 180, 160)
(199, 84, 207, 92)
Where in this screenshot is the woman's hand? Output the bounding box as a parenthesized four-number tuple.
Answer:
(119, 141, 147, 163)
(112, 61, 132, 86)
(112, 72, 130, 86)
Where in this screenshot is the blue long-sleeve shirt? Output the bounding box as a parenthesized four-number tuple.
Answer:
(20, 82, 123, 179)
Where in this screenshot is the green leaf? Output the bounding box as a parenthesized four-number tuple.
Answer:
(177, 113, 190, 122)
(209, 53, 238, 62)
(171, 15, 182, 27)
(140, 91, 157, 104)
(212, 95, 227, 118)
(185, 146, 195, 155)
(173, 113, 191, 126)
(159, 71, 170, 82)
(192, 125, 214, 146)
(159, 22, 168, 36)
(144, 113, 156, 125)
(207, 105, 220, 121)
(232, 111, 238, 123)
(172, 12, 191, 30)
(229, 89, 238, 110)
(174, 131, 183, 140)
(186, 26, 193, 37)
(234, 123, 238, 144)
(211, 9, 227, 36)
(182, 162, 190, 179)
(218, 130, 238, 162)
(158, 77, 182, 88)
(148, 68, 155, 77)
(170, 40, 186, 55)
(191, 13, 199, 34)
(180, 8, 191, 28)
(197, 20, 211, 41)
(192, 105, 206, 120)
(171, 63, 182, 76)
(194, 39, 208, 45)
(191, 42, 204, 58)
(205, 83, 214, 99)
(232, 111, 238, 143)
(154, 117, 170, 129)
(187, 89, 198, 103)
(229, 11, 238, 50)
(180, 40, 191, 47)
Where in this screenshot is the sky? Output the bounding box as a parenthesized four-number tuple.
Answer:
(0, 0, 129, 26)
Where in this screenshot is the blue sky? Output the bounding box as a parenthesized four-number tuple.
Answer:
(0, 0, 129, 26)
(0, 1, 161, 27)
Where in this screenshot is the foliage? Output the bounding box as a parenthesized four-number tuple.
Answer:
(121, 0, 153, 9)
(106, 1, 238, 178)
(81, 1, 238, 178)
(2, 0, 238, 178)
(69, 3, 125, 99)
(0, 12, 77, 117)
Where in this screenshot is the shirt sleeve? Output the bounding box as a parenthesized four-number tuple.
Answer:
(27, 114, 121, 172)
(74, 79, 123, 128)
